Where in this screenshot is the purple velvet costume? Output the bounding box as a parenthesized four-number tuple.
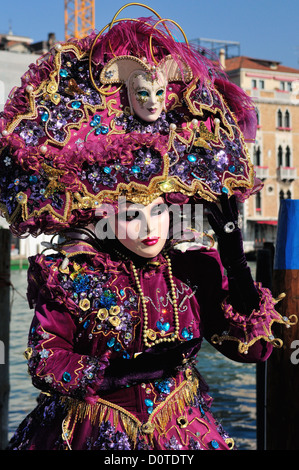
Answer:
(7, 241, 289, 451)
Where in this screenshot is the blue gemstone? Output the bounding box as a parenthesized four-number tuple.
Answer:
(29, 175, 38, 183)
(91, 115, 101, 126)
(156, 321, 170, 331)
(147, 407, 153, 414)
(132, 165, 141, 174)
(120, 289, 125, 296)
(71, 101, 82, 109)
(222, 187, 229, 194)
(187, 154, 197, 162)
(181, 327, 189, 338)
(60, 69, 69, 78)
(114, 342, 122, 352)
(62, 371, 71, 382)
(107, 337, 116, 347)
(103, 166, 111, 174)
(181, 327, 193, 340)
(41, 112, 49, 122)
(210, 440, 220, 449)
(123, 351, 130, 359)
(145, 398, 154, 407)
(156, 379, 171, 394)
(83, 319, 90, 329)
(95, 127, 102, 135)
(100, 125, 109, 134)
(229, 165, 236, 173)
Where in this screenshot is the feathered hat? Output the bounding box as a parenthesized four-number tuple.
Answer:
(0, 3, 259, 237)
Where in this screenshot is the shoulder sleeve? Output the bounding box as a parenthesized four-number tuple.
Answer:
(172, 247, 297, 362)
(25, 254, 112, 399)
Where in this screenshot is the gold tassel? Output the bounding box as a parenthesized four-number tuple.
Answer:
(59, 374, 199, 449)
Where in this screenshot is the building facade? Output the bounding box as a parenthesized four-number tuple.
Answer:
(224, 56, 299, 250)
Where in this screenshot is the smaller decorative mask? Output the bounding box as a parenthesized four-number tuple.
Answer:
(100, 54, 193, 122)
(127, 69, 167, 122)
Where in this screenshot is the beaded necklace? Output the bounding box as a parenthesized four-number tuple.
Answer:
(115, 250, 180, 347)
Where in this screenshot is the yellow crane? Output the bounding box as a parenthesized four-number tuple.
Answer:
(64, 0, 95, 40)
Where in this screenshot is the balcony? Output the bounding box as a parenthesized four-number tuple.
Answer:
(277, 166, 297, 182)
(254, 166, 269, 180)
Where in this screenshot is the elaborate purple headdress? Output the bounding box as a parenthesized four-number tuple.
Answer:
(0, 3, 259, 237)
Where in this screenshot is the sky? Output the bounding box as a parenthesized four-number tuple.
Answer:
(0, 0, 299, 69)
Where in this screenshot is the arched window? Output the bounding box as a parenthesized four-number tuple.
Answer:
(277, 109, 283, 127)
(286, 190, 292, 199)
(277, 145, 283, 166)
(256, 108, 260, 126)
(253, 145, 261, 166)
(279, 190, 284, 200)
(285, 146, 291, 167)
(284, 110, 290, 128)
(256, 192, 261, 212)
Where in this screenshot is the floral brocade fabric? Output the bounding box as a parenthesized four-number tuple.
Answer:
(7, 244, 294, 451)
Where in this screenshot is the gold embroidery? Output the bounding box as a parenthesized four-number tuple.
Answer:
(108, 316, 121, 327)
(79, 298, 90, 311)
(97, 308, 109, 321)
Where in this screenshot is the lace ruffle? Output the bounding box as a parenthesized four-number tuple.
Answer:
(211, 283, 298, 354)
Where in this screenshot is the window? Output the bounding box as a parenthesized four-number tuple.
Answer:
(284, 110, 290, 128)
(277, 145, 291, 167)
(277, 109, 291, 129)
(277, 145, 283, 166)
(256, 108, 260, 126)
(279, 81, 285, 91)
(280, 189, 292, 200)
(255, 192, 261, 213)
(259, 80, 265, 89)
(285, 146, 291, 167)
(252, 79, 257, 88)
(278, 145, 292, 167)
(279, 81, 292, 92)
(253, 145, 261, 166)
(266, 185, 274, 195)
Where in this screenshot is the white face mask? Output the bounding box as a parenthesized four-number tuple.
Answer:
(128, 71, 167, 122)
(109, 197, 170, 258)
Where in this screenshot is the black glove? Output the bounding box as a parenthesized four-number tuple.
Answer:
(100, 338, 201, 391)
(206, 194, 247, 272)
(206, 194, 260, 314)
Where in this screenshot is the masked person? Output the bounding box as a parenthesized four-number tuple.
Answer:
(1, 4, 296, 451)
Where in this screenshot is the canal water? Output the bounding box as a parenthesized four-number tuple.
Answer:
(8, 265, 257, 450)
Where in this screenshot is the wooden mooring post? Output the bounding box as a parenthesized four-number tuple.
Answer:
(255, 245, 274, 450)
(266, 200, 299, 450)
(0, 228, 11, 449)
